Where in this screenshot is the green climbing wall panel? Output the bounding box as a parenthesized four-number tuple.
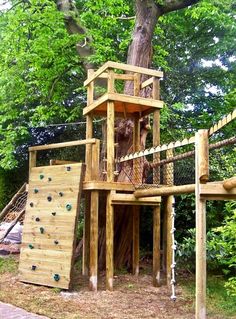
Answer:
(19, 163, 85, 289)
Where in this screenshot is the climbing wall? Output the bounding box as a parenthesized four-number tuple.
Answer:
(18, 163, 85, 289)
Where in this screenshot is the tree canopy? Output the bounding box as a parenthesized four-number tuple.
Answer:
(0, 0, 235, 168)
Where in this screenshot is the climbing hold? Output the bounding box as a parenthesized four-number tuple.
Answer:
(31, 265, 37, 271)
(59, 192, 63, 197)
(47, 196, 52, 202)
(66, 204, 72, 211)
(51, 212, 56, 216)
(39, 227, 44, 234)
(35, 217, 40, 222)
(28, 244, 34, 249)
(34, 188, 39, 194)
(30, 202, 34, 207)
(53, 274, 60, 281)
(66, 166, 71, 171)
(54, 240, 59, 245)
(39, 174, 44, 180)
(48, 177, 52, 182)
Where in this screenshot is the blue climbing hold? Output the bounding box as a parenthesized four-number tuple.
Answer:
(53, 274, 60, 281)
(66, 204, 72, 211)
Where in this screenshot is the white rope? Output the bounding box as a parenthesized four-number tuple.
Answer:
(170, 198, 177, 301)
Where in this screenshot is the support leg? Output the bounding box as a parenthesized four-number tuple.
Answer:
(132, 206, 140, 276)
(195, 198, 206, 319)
(165, 195, 174, 285)
(106, 191, 114, 290)
(153, 204, 161, 286)
(82, 192, 90, 276)
(89, 191, 99, 291)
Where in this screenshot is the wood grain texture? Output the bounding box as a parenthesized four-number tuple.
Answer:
(19, 163, 85, 290)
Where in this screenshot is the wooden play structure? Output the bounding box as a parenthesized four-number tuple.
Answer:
(14, 61, 235, 319)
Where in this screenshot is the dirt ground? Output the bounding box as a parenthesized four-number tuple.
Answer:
(0, 256, 229, 319)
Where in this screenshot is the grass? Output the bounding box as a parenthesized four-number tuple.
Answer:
(0, 256, 18, 274)
(181, 274, 236, 318)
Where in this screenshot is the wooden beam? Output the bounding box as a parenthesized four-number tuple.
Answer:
(132, 206, 140, 276)
(165, 196, 174, 286)
(82, 192, 90, 276)
(141, 77, 154, 89)
(134, 184, 195, 198)
(29, 139, 96, 152)
(83, 181, 134, 192)
(200, 182, 236, 199)
(98, 73, 134, 81)
(107, 101, 115, 182)
(153, 205, 161, 287)
(197, 130, 209, 182)
(89, 191, 99, 291)
(29, 151, 37, 174)
(50, 159, 78, 165)
(153, 78, 160, 184)
(195, 130, 207, 319)
(111, 193, 161, 205)
(84, 61, 163, 87)
(223, 176, 236, 190)
(106, 191, 114, 290)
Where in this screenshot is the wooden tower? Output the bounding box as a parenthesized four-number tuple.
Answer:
(82, 61, 166, 291)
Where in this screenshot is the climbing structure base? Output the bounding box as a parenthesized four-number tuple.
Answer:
(19, 163, 85, 289)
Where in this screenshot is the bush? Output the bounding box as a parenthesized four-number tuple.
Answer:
(177, 202, 236, 296)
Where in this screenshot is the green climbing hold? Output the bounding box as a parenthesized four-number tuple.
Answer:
(53, 274, 60, 281)
(66, 204, 72, 211)
(39, 174, 44, 180)
(34, 188, 39, 194)
(28, 244, 34, 249)
(39, 227, 44, 234)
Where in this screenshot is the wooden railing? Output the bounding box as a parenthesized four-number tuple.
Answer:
(29, 138, 100, 182)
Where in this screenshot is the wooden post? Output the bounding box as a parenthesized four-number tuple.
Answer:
(107, 101, 115, 182)
(29, 151, 37, 175)
(89, 190, 99, 291)
(153, 78, 160, 184)
(153, 204, 161, 286)
(195, 130, 208, 319)
(85, 69, 94, 181)
(132, 206, 140, 276)
(163, 149, 174, 283)
(82, 192, 90, 276)
(165, 195, 174, 285)
(132, 113, 140, 275)
(106, 191, 114, 290)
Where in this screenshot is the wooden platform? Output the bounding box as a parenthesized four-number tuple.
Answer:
(83, 93, 163, 117)
(19, 163, 85, 289)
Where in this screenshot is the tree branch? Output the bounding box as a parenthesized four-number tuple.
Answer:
(157, 0, 200, 15)
(56, 0, 95, 71)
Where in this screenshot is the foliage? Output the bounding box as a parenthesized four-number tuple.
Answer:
(177, 202, 236, 296)
(0, 0, 84, 168)
(182, 275, 236, 317)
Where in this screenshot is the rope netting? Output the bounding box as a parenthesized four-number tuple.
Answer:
(3, 191, 28, 223)
(118, 136, 236, 189)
